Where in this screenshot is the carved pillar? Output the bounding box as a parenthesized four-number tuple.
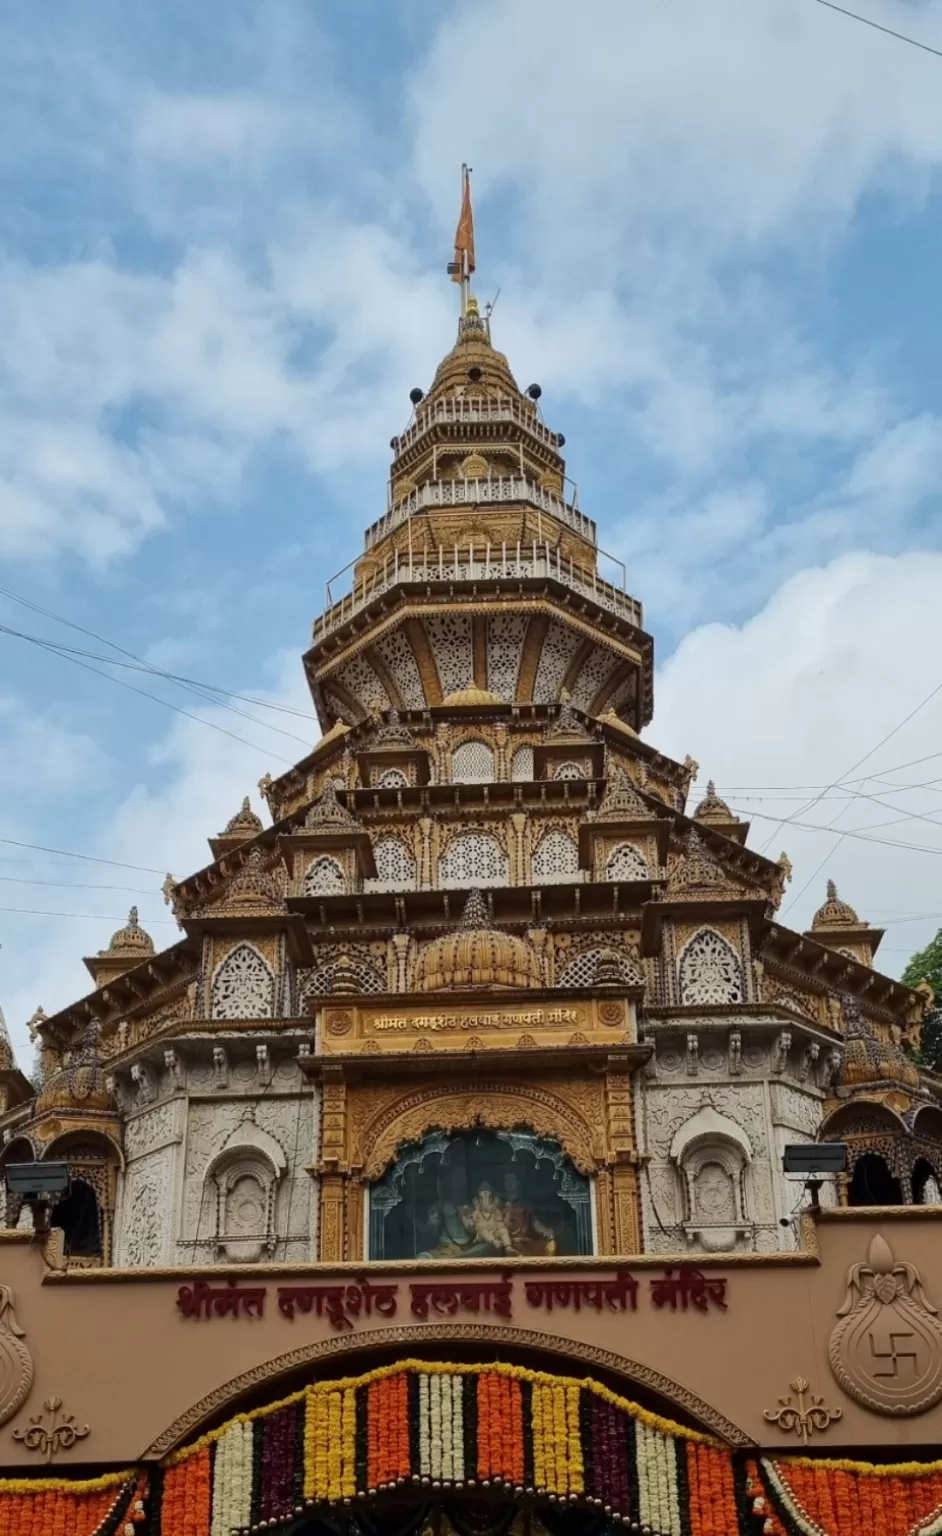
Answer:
(346, 1176, 365, 1262)
(418, 818, 434, 889)
(391, 932, 412, 992)
(595, 1167, 614, 1255)
(605, 1056, 642, 1256)
(510, 813, 528, 886)
(316, 1067, 349, 1261)
(494, 724, 509, 781)
(611, 1163, 641, 1256)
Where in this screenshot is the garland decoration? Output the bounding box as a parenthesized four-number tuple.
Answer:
(747, 1455, 942, 1536)
(0, 1469, 144, 1536)
(155, 1359, 733, 1536)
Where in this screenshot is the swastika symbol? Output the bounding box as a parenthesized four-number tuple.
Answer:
(869, 1331, 919, 1379)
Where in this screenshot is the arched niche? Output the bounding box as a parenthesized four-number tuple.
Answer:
(912, 1157, 942, 1206)
(202, 1115, 287, 1263)
(43, 1130, 122, 1265)
(531, 828, 580, 885)
(302, 856, 346, 896)
(669, 1107, 753, 1252)
(211, 942, 275, 1020)
(0, 1136, 38, 1229)
(438, 830, 508, 889)
(366, 1127, 593, 1263)
(451, 740, 495, 784)
(359, 1084, 600, 1185)
(677, 928, 743, 1005)
(365, 834, 416, 893)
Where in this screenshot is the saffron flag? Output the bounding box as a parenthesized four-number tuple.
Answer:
(451, 165, 475, 282)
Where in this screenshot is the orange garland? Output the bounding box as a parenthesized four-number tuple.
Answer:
(753, 1456, 942, 1536)
(161, 1445, 211, 1536)
(0, 1480, 129, 1536)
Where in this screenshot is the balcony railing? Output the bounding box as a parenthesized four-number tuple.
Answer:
(364, 476, 596, 549)
(394, 394, 561, 453)
(312, 540, 642, 644)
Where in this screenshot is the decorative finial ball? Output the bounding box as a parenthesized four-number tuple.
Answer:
(557, 432, 566, 446)
(389, 436, 398, 450)
(527, 383, 542, 400)
(409, 387, 424, 405)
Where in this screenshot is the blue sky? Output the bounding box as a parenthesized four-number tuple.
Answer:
(2, 0, 942, 1057)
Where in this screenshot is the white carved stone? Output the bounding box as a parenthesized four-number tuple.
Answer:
(678, 929, 743, 1005)
(210, 943, 274, 1020)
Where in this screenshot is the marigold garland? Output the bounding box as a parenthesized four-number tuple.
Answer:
(0, 1471, 142, 1536)
(13, 1362, 942, 1536)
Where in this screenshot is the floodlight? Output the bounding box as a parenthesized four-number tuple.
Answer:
(5, 1162, 70, 1199)
(782, 1143, 847, 1176)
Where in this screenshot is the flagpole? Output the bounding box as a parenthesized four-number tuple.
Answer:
(461, 164, 469, 319)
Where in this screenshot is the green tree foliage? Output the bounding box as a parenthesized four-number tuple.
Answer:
(902, 929, 942, 1071)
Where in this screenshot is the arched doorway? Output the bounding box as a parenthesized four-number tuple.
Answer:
(848, 1152, 902, 1206)
(274, 1499, 621, 1536)
(154, 1352, 744, 1536)
(50, 1177, 102, 1258)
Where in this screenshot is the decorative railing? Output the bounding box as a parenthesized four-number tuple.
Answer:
(394, 394, 561, 452)
(365, 476, 596, 549)
(312, 540, 642, 643)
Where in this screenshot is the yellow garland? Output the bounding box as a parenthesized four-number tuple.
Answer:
(566, 1382, 584, 1495)
(532, 1378, 546, 1491)
(768, 1452, 942, 1478)
(161, 1355, 720, 1472)
(342, 1386, 357, 1499)
(0, 1469, 134, 1494)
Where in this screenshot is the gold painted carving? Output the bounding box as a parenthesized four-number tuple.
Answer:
(358, 1079, 602, 1179)
(0, 1289, 32, 1427)
(326, 1010, 354, 1036)
(365, 1004, 586, 1034)
(828, 1234, 942, 1415)
(12, 1396, 89, 1462)
(763, 1377, 842, 1443)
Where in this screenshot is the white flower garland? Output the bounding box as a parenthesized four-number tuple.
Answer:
(419, 1374, 431, 1479)
(451, 1375, 464, 1482)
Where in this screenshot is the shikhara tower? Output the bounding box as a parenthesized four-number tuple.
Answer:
(1, 194, 938, 1277)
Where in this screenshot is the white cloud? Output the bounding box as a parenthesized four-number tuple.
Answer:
(410, 0, 942, 260)
(654, 549, 942, 974)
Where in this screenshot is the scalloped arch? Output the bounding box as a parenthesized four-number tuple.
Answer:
(359, 1082, 600, 1180)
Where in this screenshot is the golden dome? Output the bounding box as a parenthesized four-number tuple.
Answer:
(413, 889, 543, 993)
(441, 683, 502, 707)
(693, 780, 738, 824)
(36, 1020, 115, 1116)
(840, 999, 919, 1090)
(458, 452, 489, 478)
(102, 907, 154, 959)
(220, 796, 264, 839)
(813, 879, 863, 931)
(425, 314, 522, 406)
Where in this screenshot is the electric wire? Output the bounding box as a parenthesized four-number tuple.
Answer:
(812, 0, 942, 60)
(0, 627, 297, 768)
(0, 837, 167, 874)
(0, 905, 177, 925)
(0, 586, 318, 726)
(0, 622, 314, 748)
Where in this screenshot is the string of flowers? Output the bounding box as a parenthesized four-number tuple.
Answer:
(747, 1456, 942, 1536)
(0, 1470, 141, 1536)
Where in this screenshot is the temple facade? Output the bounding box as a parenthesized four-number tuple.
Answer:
(1, 227, 942, 1536)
